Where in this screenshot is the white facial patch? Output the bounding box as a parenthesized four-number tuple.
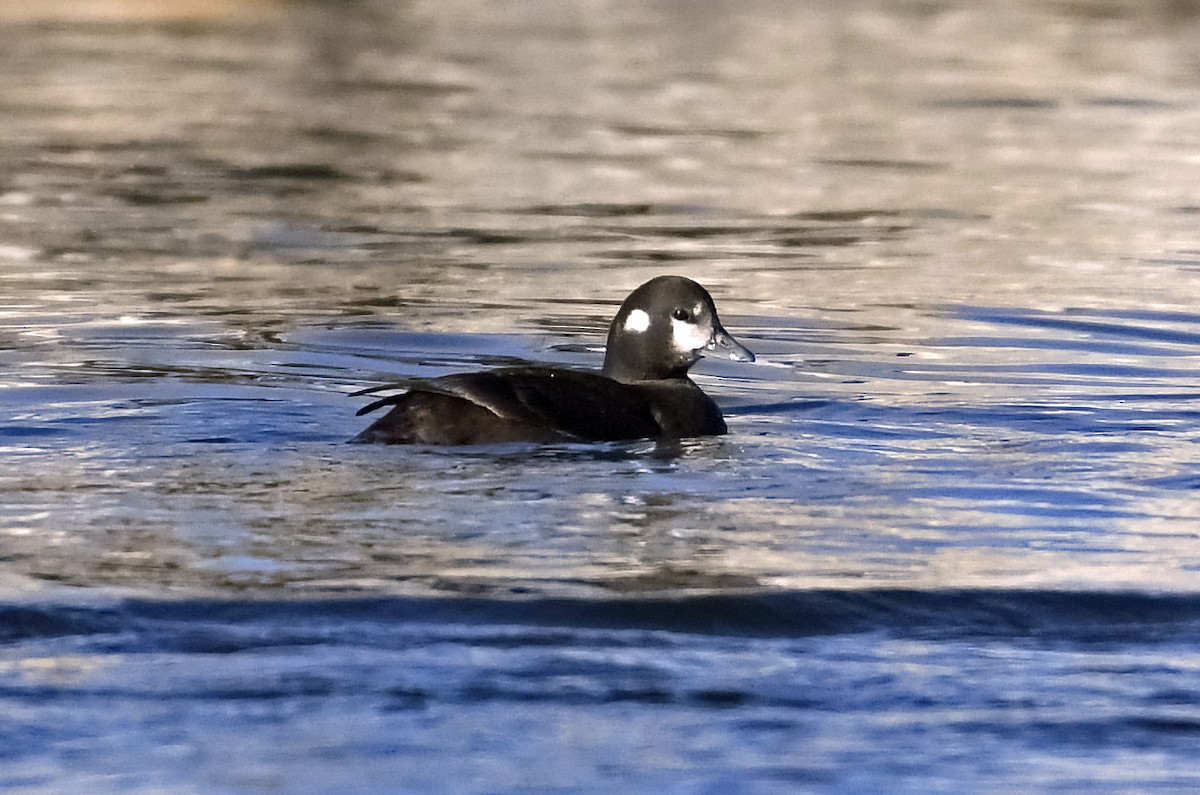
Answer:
(670, 303, 710, 352)
(624, 308, 651, 333)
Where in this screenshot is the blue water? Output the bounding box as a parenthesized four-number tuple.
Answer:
(5, 299, 1200, 792)
(4, 0, 1200, 791)
(3, 592, 1200, 793)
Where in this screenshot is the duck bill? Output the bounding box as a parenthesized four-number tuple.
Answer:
(705, 325, 755, 363)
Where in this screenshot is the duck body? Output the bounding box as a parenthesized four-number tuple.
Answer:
(352, 275, 753, 445)
(352, 367, 725, 444)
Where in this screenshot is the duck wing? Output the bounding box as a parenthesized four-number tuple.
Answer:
(354, 367, 665, 444)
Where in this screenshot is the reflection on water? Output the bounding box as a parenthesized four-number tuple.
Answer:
(3, 0, 1200, 792)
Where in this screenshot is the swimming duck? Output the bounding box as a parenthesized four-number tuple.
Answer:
(352, 275, 753, 444)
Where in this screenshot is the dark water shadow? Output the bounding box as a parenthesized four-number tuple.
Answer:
(5, 589, 1200, 649)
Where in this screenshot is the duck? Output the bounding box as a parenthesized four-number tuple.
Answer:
(351, 275, 754, 445)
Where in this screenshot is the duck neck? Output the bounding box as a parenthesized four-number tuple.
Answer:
(602, 331, 694, 382)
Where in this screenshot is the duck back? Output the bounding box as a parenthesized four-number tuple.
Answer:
(352, 367, 723, 445)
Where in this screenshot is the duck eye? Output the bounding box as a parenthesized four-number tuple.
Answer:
(672, 308, 692, 322)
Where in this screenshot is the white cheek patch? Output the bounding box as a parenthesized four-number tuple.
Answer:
(671, 316, 711, 353)
(624, 308, 651, 333)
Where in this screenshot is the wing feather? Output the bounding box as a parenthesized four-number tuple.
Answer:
(354, 368, 666, 441)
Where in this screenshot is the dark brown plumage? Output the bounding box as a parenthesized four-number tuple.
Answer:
(352, 276, 753, 445)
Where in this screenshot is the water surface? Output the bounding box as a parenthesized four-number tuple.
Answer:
(2, 0, 1200, 791)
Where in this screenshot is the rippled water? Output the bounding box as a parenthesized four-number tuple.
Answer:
(3, 0, 1200, 791)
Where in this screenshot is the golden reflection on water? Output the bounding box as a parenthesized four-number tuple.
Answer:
(2, 0, 1200, 596)
(0, 0, 285, 23)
